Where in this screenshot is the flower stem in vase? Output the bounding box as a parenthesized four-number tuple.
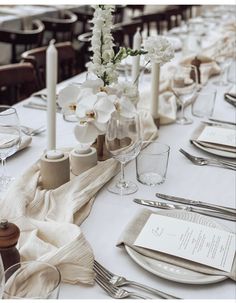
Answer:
(94, 134, 111, 161)
(151, 62, 160, 129)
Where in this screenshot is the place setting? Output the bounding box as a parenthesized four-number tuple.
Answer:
(0, 2, 236, 301)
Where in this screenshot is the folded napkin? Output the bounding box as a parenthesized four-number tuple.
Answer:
(0, 134, 31, 156)
(18, 135, 32, 152)
(180, 55, 221, 85)
(117, 208, 236, 281)
(138, 88, 177, 125)
(191, 123, 236, 154)
(0, 110, 158, 288)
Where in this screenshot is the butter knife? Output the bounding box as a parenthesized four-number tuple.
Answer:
(155, 193, 236, 215)
(133, 199, 236, 221)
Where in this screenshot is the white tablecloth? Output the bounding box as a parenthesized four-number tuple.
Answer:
(2, 7, 236, 298)
(4, 65, 234, 299)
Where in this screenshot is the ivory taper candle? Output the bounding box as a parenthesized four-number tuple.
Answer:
(150, 62, 160, 119)
(131, 27, 142, 86)
(46, 40, 58, 150)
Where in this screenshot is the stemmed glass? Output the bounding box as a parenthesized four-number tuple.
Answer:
(214, 53, 233, 86)
(0, 106, 21, 190)
(171, 65, 198, 125)
(105, 111, 142, 195)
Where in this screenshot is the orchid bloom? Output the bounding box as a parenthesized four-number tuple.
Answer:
(74, 91, 116, 143)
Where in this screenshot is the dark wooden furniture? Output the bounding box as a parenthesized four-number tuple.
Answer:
(41, 10, 78, 43)
(21, 42, 77, 89)
(0, 63, 39, 105)
(126, 5, 145, 18)
(0, 20, 44, 63)
(133, 12, 166, 36)
(113, 20, 144, 48)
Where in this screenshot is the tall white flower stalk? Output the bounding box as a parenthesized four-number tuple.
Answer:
(87, 5, 118, 86)
(88, 5, 146, 87)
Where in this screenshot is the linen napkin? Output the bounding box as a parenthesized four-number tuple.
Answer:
(190, 123, 236, 155)
(138, 89, 177, 125)
(0, 134, 32, 156)
(18, 135, 32, 152)
(180, 55, 221, 85)
(0, 110, 158, 289)
(117, 208, 236, 281)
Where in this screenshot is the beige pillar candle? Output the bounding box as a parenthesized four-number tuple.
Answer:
(40, 150, 70, 190)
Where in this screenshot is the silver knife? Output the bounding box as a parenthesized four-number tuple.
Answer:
(133, 199, 236, 221)
(208, 117, 236, 126)
(155, 193, 236, 215)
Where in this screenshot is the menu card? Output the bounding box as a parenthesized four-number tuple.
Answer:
(197, 126, 236, 148)
(134, 214, 235, 272)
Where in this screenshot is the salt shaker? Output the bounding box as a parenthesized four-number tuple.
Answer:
(0, 219, 20, 270)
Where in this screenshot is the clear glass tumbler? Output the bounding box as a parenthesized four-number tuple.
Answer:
(136, 142, 170, 186)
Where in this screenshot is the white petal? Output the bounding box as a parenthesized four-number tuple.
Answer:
(94, 97, 115, 123)
(74, 123, 100, 144)
(58, 85, 80, 108)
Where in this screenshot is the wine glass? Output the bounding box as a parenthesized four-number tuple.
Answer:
(214, 54, 233, 86)
(171, 65, 198, 125)
(0, 106, 21, 190)
(105, 112, 142, 195)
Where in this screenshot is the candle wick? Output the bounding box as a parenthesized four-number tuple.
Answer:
(50, 39, 56, 45)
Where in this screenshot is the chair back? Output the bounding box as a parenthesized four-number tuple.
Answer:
(42, 10, 78, 43)
(0, 20, 44, 63)
(0, 63, 38, 105)
(21, 42, 76, 89)
(113, 20, 144, 48)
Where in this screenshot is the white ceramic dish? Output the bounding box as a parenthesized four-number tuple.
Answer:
(125, 210, 229, 284)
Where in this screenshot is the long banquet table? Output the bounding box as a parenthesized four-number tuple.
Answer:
(4, 61, 235, 299)
(1, 5, 235, 297)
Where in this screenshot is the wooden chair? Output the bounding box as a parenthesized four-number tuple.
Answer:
(113, 20, 144, 48)
(21, 42, 78, 89)
(41, 10, 78, 43)
(133, 12, 165, 36)
(73, 6, 94, 34)
(0, 63, 39, 105)
(126, 5, 145, 18)
(0, 20, 44, 63)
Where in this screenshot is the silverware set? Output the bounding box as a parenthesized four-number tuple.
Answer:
(179, 148, 236, 170)
(94, 260, 180, 299)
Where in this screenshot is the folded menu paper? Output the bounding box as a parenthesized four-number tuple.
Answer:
(134, 214, 235, 272)
(197, 126, 236, 152)
(117, 209, 236, 281)
(191, 123, 236, 156)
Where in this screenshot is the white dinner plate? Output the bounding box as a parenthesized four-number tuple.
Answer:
(125, 210, 230, 284)
(192, 140, 236, 159)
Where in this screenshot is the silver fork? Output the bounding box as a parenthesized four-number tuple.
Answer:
(94, 260, 180, 299)
(179, 148, 236, 170)
(95, 273, 150, 299)
(21, 125, 46, 136)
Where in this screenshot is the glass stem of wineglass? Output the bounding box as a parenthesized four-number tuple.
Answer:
(180, 102, 185, 120)
(0, 157, 8, 186)
(117, 163, 127, 189)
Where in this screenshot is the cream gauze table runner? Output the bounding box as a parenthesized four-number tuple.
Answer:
(0, 110, 158, 286)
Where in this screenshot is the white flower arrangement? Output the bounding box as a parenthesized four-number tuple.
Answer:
(58, 5, 175, 146)
(58, 79, 136, 144)
(144, 36, 175, 65)
(87, 5, 145, 86)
